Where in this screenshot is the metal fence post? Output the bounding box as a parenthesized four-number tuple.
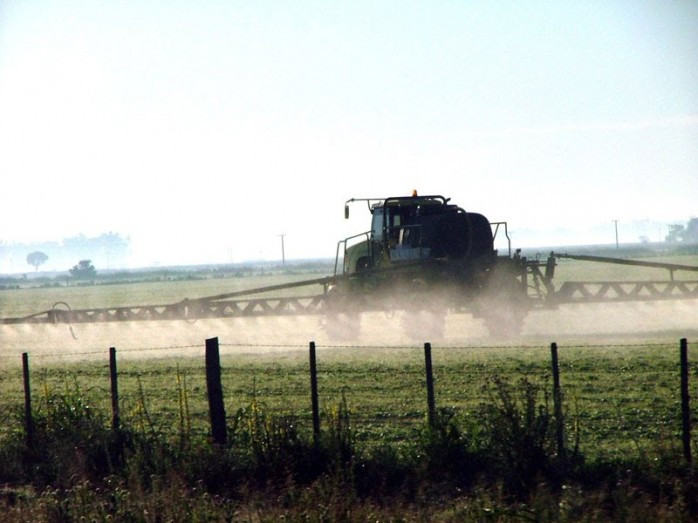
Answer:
(309, 341, 321, 441)
(205, 337, 227, 445)
(424, 342, 436, 427)
(680, 338, 691, 464)
(109, 347, 120, 430)
(551, 342, 565, 459)
(22, 352, 34, 449)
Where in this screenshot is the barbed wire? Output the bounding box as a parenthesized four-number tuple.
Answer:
(220, 342, 309, 349)
(0, 339, 690, 363)
(0, 344, 203, 362)
(553, 342, 676, 349)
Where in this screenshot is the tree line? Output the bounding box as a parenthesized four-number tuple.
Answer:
(666, 217, 698, 243)
(0, 232, 129, 274)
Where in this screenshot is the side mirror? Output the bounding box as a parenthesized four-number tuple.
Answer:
(344, 205, 349, 219)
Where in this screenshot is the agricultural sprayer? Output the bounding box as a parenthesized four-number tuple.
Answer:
(2, 193, 697, 338)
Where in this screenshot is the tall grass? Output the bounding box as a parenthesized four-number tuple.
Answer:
(0, 374, 696, 520)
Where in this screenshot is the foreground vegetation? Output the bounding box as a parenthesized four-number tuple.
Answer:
(1, 343, 696, 520)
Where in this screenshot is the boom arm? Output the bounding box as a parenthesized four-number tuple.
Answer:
(554, 253, 698, 280)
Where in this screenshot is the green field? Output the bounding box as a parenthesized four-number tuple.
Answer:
(0, 255, 697, 519)
(0, 270, 328, 319)
(1, 340, 696, 519)
(1, 253, 696, 457)
(0, 341, 692, 459)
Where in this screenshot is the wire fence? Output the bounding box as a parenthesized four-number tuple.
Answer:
(0, 340, 680, 362)
(0, 337, 694, 461)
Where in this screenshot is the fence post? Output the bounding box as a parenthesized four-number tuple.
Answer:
(680, 338, 691, 464)
(109, 347, 120, 430)
(424, 342, 436, 427)
(309, 341, 321, 442)
(205, 337, 227, 445)
(551, 342, 565, 459)
(22, 352, 34, 449)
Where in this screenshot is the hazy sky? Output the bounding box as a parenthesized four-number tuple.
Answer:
(1, 0, 696, 269)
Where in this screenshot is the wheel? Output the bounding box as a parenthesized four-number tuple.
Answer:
(477, 270, 528, 338)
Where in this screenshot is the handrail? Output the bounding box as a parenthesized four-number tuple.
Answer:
(490, 222, 511, 256)
(334, 231, 371, 276)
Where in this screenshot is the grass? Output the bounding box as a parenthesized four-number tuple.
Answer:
(1, 342, 692, 461)
(1, 343, 697, 519)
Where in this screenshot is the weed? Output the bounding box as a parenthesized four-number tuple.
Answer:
(231, 395, 315, 486)
(475, 376, 561, 498)
(412, 407, 482, 488)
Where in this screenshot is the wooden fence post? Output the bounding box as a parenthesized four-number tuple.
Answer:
(205, 337, 227, 445)
(424, 342, 436, 427)
(22, 352, 34, 449)
(309, 341, 321, 442)
(680, 338, 691, 464)
(109, 347, 120, 430)
(551, 342, 565, 459)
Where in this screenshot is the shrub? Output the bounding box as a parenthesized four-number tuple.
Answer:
(474, 377, 559, 498)
(14, 382, 117, 487)
(231, 397, 318, 486)
(412, 407, 482, 487)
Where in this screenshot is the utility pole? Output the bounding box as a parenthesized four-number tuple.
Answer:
(613, 220, 619, 249)
(278, 234, 286, 266)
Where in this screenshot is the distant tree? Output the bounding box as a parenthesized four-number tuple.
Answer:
(69, 259, 97, 279)
(26, 251, 49, 272)
(685, 218, 698, 243)
(666, 219, 698, 243)
(666, 224, 685, 243)
(62, 232, 130, 267)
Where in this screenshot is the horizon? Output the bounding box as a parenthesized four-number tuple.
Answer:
(2, 224, 694, 276)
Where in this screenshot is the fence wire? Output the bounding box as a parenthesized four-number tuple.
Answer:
(1, 337, 693, 459)
(0, 339, 685, 362)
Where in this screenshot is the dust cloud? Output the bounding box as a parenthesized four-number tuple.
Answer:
(523, 299, 698, 343)
(0, 298, 694, 365)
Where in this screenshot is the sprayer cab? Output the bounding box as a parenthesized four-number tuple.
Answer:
(341, 194, 496, 276)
